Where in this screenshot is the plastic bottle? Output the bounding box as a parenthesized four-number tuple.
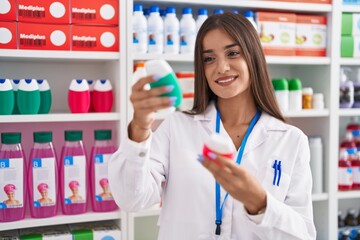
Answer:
(203, 133, 234, 162)
(243, 10, 258, 32)
(60, 130, 87, 215)
(308, 136, 323, 193)
(68, 79, 90, 113)
(180, 7, 196, 54)
(196, 8, 208, 33)
(92, 79, 113, 113)
(288, 78, 302, 111)
(90, 130, 118, 212)
(17, 79, 40, 114)
(0, 132, 26, 222)
(37, 79, 52, 114)
(272, 78, 289, 112)
(340, 131, 357, 161)
(338, 211, 345, 228)
(28, 131, 58, 218)
(302, 87, 313, 109)
(213, 9, 224, 15)
(164, 6, 180, 54)
(160, 9, 166, 21)
(132, 4, 148, 54)
(133, 62, 147, 86)
(338, 148, 353, 191)
(11, 79, 20, 114)
(345, 208, 358, 226)
(352, 68, 360, 108)
(0, 78, 14, 115)
(147, 6, 164, 54)
(340, 67, 354, 108)
(87, 80, 95, 112)
(352, 151, 360, 189)
(312, 93, 324, 110)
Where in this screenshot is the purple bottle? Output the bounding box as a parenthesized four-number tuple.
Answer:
(28, 131, 58, 218)
(340, 68, 354, 108)
(60, 130, 87, 215)
(90, 130, 118, 212)
(0, 132, 26, 222)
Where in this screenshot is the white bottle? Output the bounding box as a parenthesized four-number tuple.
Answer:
(312, 93, 325, 110)
(180, 7, 196, 54)
(164, 6, 180, 54)
(243, 10, 258, 32)
(309, 136, 323, 194)
(196, 8, 208, 33)
(147, 6, 164, 54)
(132, 4, 148, 54)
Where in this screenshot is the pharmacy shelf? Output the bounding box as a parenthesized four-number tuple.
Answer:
(342, 5, 360, 12)
(0, 211, 122, 231)
(0, 113, 121, 123)
(340, 58, 360, 66)
(0, 50, 119, 62)
(312, 193, 329, 202)
(339, 109, 360, 117)
(284, 109, 330, 118)
(337, 191, 360, 199)
(138, 0, 332, 12)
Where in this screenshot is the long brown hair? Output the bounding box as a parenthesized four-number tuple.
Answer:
(188, 12, 285, 122)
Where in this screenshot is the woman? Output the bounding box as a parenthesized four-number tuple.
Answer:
(68, 180, 83, 202)
(3, 184, 20, 206)
(98, 178, 113, 199)
(37, 183, 53, 205)
(109, 12, 316, 239)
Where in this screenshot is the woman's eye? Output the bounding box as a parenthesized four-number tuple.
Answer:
(203, 56, 214, 63)
(228, 51, 240, 57)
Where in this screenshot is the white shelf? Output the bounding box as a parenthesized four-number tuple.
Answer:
(284, 109, 330, 118)
(339, 109, 360, 117)
(0, 113, 121, 123)
(0, 211, 122, 231)
(340, 58, 360, 66)
(0, 50, 119, 62)
(138, 0, 332, 12)
(312, 193, 329, 202)
(337, 190, 360, 199)
(342, 5, 360, 12)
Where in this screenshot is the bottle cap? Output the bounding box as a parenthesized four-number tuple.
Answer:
(133, 4, 143, 12)
(288, 78, 302, 91)
(95, 130, 112, 140)
(182, 7, 192, 15)
(213, 9, 224, 14)
(1, 132, 21, 144)
(160, 9, 166, 17)
(231, 10, 239, 14)
(198, 8, 208, 16)
(37, 79, 50, 91)
(65, 130, 82, 141)
(313, 93, 324, 100)
(243, 10, 254, 18)
(302, 87, 313, 95)
(34, 131, 52, 143)
(0, 79, 12, 90)
(272, 78, 288, 91)
(150, 6, 160, 13)
(166, 7, 176, 14)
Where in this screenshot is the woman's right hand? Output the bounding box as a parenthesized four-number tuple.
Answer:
(129, 75, 175, 142)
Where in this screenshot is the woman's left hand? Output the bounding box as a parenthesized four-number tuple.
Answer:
(201, 154, 267, 215)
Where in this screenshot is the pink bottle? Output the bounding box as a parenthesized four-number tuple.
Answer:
(87, 80, 95, 112)
(90, 130, 118, 212)
(68, 79, 90, 113)
(60, 130, 87, 215)
(92, 79, 113, 112)
(0, 132, 26, 222)
(28, 131, 58, 218)
(338, 148, 353, 191)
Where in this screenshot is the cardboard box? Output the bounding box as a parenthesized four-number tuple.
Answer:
(18, 22, 70, 50)
(70, 221, 121, 240)
(257, 12, 296, 56)
(296, 15, 327, 56)
(0, 229, 19, 240)
(341, 36, 360, 58)
(0, 21, 17, 49)
(71, 25, 119, 51)
(342, 13, 360, 36)
(70, 0, 118, 26)
(0, 0, 17, 21)
(20, 225, 72, 240)
(17, 0, 70, 24)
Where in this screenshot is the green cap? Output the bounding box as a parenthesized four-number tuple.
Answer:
(272, 78, 288, 91)
(1, 132, 21, 144)
(65, 130, 82, 141)
(34, 131, 52, 143)
(288, 78, 302, 91)
(94, 130, 112, 140)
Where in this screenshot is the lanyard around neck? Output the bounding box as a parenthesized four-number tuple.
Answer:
(214, 108, 261, 235)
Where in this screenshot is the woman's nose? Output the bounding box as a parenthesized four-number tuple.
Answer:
(217, 58, 230, 74)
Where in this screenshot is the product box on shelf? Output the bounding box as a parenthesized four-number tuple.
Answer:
(341, 36, 360, 58)
(18, 22, 70, 50)
(342, 13, 360, 36)
(17, 0, 70, 24)
(71, 25, 119, 52)
(70, 0, 118, 26)
(20, 225, 72, 240)
(176, 72, 194, 95)
(0, 229, 19, 239)
(257, 12, 296, 56)
(0, 0, 17, 21)
(0, 21, 17, 49)
(70, 221, 121, 240)
(296, 15, 327, 56)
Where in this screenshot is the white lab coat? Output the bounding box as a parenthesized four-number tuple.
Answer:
(109, 102, 316, 240)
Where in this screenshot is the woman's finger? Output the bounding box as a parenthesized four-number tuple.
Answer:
(133, 96, 175, 112)
(130, 85, 174, 102)
(132, 75, 157, 92)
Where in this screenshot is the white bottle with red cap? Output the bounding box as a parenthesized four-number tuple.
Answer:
(92, 79, 113, 112)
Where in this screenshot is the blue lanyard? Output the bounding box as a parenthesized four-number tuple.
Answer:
(214, 108, 261, 235)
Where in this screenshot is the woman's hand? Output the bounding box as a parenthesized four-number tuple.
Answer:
(201, 154, 267, 214)
(129, 75, 175, 142)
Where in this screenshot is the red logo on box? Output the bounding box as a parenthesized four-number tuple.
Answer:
(18, 22, 70, 50)
(0, 0, 17, 21)
(0, 21, 17, 49)
(71, 25, 118, 52)
(17, 0, 70, 24)
(71, 0, 118, 26)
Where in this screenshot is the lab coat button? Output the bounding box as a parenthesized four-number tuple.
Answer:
(139, 152, 146, 157)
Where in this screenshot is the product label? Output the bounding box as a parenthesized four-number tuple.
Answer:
(132, 23, 147, 52)
(147, 25, 163, 53)
(338, 167, 353, 186)
(32, 157, 56, 207)
(0, 158, 24, 209)
(95, 154, 113, 201)
(353, 14, 360, 36)
(165, 25, 179, 52)
(353, 167, 360, 184)
(64, 156, 86, 204)
(180, 27, 195, 54)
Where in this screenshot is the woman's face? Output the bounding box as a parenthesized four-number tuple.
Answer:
(202, 29, 251, 100)
(40, 190, 48, 198)
(7, 191, 14, 200)
(71, 187, 78, 194)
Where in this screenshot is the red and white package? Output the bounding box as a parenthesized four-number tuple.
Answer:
(0, 0, 17, 21)
(0, 21, 17, 49)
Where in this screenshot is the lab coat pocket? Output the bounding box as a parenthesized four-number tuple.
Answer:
(261, 158, 291, 202)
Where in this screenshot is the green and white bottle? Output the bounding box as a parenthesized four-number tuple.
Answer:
(0, 78, 14, 115)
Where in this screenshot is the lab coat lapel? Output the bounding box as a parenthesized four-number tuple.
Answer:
(242, 112, 269, 156)
(194, 102, 217, 136)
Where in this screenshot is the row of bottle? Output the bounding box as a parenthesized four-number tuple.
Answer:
(340, 67, 360, 108)
(132, 4, 257, 54)
(338, 208, 360, 240)
(338, 121, 360, 190)
(0, 129, 118, 222)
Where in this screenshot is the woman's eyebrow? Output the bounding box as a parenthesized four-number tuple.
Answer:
(202, 43, 238, 54)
